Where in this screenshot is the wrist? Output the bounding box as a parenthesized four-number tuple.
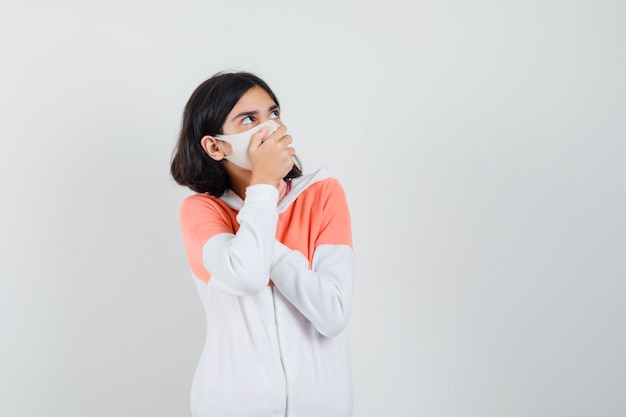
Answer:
(250, 175, 280, 188)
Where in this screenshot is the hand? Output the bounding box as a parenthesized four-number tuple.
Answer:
(248, 125, 295, 189)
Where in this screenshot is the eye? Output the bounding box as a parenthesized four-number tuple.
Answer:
(270, 110, 280, 119)
(241, 116, 253, 125)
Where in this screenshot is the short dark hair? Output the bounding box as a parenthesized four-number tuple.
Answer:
(170, 71, 302, 195)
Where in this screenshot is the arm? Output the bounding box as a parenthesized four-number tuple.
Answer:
(271, 242, 354, 337)
(180, 126, 294, 295)
(180, 184, 280, 296)
(270, 179, 354, 337)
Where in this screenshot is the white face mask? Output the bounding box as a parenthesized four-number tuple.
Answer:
(215, 120, 281, 170)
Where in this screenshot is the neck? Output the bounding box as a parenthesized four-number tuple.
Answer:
(223, 161, 251, 200)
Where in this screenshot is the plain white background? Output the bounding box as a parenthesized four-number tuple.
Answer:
(1, 1, 625, 416)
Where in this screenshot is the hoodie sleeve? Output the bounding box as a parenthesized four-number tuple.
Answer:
(179, 184, 279, 296)
(270, 179, 354, 337)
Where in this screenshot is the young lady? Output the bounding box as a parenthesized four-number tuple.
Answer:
(170, 71, 354, 417)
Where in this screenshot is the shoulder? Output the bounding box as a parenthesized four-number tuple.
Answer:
(302, 166, 346, 193)
(292, 166, 346, 197)
(297, 175, 350, 213)
(180, 193, 217, 210)
(179, 193, 233, 221)
(304, 177, 344, 197)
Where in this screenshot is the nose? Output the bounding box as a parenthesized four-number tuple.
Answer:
(258, 117, 282, 127)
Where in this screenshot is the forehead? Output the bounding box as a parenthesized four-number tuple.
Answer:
(229, 86, 276, 112)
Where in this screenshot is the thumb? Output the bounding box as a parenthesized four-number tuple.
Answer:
(248, 126, 270, 149)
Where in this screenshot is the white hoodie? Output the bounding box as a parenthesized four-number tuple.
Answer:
(178, 167, 354, 417)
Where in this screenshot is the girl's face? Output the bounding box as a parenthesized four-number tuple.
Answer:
(221, 85, 282, 135)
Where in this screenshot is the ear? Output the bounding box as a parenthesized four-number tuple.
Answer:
(200, 135, 226, 161)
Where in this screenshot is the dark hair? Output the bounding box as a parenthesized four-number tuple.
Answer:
(170, 71, 302, 195)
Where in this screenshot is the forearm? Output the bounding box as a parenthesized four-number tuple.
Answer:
(270, 241, 354, 337)
(202, 185, 279, 295)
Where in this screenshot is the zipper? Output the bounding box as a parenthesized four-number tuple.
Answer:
(271, 285, 289, 416)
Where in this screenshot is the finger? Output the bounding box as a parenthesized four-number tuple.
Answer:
(249, 126, 269, 148)
(265, 125, 288, 143)
(278, 134, 293, 147)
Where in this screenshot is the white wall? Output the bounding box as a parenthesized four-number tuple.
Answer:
(1, 1, 625, 416)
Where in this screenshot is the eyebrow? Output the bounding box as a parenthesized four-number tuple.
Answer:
(230, 104, 280, 122)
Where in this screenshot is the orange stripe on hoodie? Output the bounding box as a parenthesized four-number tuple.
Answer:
(179, 196, 240, 283)
(179, 177, 351, 283)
